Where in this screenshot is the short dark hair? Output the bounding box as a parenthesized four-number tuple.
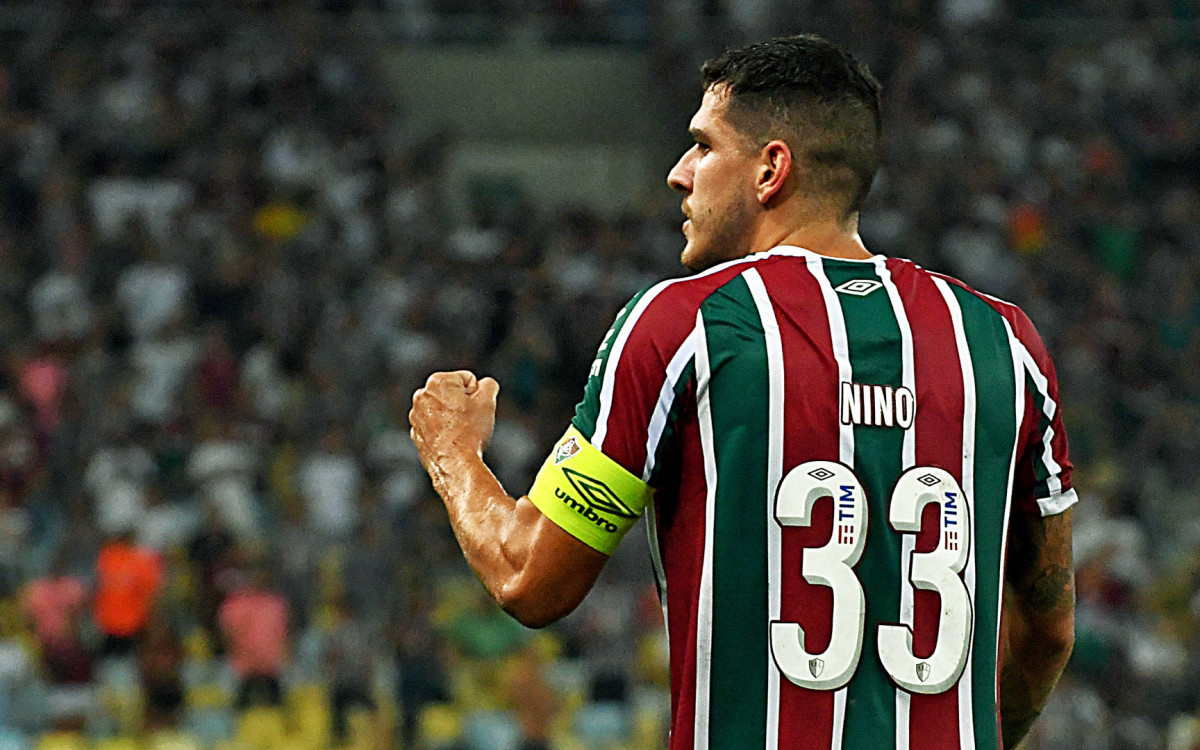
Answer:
(701, 35, 883, 217)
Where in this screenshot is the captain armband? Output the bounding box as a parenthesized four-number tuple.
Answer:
(527, 427, 653, 555)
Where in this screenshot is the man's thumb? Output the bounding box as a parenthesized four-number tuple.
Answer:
(477, 377, 500, 405)
(453, 370, 478, 393)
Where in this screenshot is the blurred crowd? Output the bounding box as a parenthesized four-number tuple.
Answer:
(0, 1, 1194, 749)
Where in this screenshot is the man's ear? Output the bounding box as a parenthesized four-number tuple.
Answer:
(756, 140, 792, 205)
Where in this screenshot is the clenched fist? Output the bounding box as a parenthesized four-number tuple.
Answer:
(410, 371, 500, 471)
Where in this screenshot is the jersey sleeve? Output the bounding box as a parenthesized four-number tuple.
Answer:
(572, 281, 704, 487)
(527, 426, 653, 555)
(1007, 306, 1076, 518)
(528, 279, 709, 553)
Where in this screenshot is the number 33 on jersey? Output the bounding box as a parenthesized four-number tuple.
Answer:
(772, 461, 971, 696)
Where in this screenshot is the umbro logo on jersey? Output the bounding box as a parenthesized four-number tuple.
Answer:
(840, 382, 916, 429)
(563, 467, 638, 519)
(834, 279, 882, 296)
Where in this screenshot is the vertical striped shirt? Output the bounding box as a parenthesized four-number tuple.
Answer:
(570, 246, 1075, 750)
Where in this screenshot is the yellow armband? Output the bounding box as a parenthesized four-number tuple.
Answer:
(527, 426, 653, 555)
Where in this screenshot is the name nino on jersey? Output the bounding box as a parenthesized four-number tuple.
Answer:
(840, 382, 916, 429)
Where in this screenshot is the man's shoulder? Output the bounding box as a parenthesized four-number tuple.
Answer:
(910, 267, 1060, 378)
(913, 265, 1038, 336)
(630, 250, 808, 323)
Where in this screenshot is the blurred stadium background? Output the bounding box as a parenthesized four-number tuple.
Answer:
(0, 0, 1194, 748)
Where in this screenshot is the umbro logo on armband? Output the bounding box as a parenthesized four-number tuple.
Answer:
(551, 467, 637, 535)
(840, 382, 916, 429)
(563, 468, 637, 519)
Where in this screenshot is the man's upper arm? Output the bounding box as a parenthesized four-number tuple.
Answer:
(1003, 305, 1075, 617)
(515, 283, 700, 612)
(1005, 507, 1073, 614)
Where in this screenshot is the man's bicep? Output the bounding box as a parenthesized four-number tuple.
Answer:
(1005, 507, 1074, 614)
(506, 495, 610, 620)
(526, 427, 653, 555)
(504, 427, 654, 626)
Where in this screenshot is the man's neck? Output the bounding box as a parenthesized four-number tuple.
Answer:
(754, 211, 873, 261)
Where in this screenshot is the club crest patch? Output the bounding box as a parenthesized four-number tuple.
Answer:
(554, 437, 581, 465)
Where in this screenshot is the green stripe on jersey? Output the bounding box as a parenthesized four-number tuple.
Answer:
(699, 275, 770, 747)
(573, 286, 653, 441)
(821, 261, 905, 749)
(953, 285, 1018, 750)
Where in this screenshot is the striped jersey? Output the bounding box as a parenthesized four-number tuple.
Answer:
(570, 246, 1075, 750)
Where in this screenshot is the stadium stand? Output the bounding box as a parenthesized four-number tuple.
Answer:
(0, 1, 1193, 748)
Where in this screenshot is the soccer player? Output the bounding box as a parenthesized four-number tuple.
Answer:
(410, 35, 1075, 750)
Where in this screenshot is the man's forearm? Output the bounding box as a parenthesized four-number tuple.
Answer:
(999, 642, 1068, 749)
(410, 371, 608, 628)
(999, 576, 1074, 748)
(1000, 507, 1074, 748)
(424, 445, 606, 627)
(424, 446, 528, 602)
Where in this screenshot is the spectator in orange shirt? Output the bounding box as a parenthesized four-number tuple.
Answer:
(94, 530, 164, 656)
(218, 563, 289, 708)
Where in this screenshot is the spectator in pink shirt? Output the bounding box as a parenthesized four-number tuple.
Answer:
(218, 563, 289, 708)
(21, 555, 90, 684)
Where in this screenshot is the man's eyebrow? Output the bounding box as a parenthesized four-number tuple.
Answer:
(689, 127, 711, 142)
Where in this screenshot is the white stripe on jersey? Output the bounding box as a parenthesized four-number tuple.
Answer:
(808, 259, 855, 467)
(741, 268, 785, 750)
(806, 257, 854, 750)
(875, 259, 917, 467)
(645, 501, 669, 653)
(935, 278, 978, 750)
(693, 309, 718, 750)
(642, 328, 699, 482)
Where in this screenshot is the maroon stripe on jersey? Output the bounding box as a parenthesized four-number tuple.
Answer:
(657, 383, 705, 750)
(759, 256, 840, 750)
(599, 264, 758, 480)
(891, 259, 964, 749)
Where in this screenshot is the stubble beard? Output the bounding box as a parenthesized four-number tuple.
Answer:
(681, 201, 755, 273)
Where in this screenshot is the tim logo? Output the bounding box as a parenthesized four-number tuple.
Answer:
(942, 491, 959, 551)
(837, 524, 855, 545)
(840, 382, 916, 429)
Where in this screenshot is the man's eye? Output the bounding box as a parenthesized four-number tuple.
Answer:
(695, 143, 710, 154)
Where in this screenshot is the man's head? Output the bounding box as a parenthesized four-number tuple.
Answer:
(667, 35, 882, 270)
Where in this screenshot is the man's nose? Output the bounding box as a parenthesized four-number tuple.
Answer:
(667, 152, 692, 193)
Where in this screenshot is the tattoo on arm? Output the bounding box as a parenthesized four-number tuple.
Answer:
(1001, 508, 1074, 749)
(1006, 509, 1074, 611)
(1026, 563, 1074, 613)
